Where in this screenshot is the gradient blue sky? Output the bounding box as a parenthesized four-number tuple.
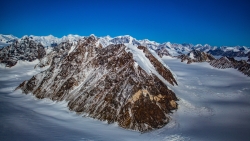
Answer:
(1, 0, 250, 46)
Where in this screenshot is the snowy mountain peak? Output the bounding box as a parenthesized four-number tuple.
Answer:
(1, 34, 250, 58)
(0, 34, 18, 48)
(0, 34, 18, 41)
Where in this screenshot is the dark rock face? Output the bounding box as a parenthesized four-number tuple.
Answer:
(156, 47, 171, 57)
(210, 57, 250, 76)
(178, 50, 215, 64)
(17, 36, 178, 132)
(0, 37, 46, 67)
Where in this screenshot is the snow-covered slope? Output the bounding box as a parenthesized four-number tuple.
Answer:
(0, 34, 18, 48)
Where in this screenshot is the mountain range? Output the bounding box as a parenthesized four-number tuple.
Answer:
(1, 34, 249, 74)
(1, 34, 250, 131)
(1, 34, 250, 57)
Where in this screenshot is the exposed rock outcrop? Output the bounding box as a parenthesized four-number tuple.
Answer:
(178, 50, 215, 64)
(17, 36, 178, 132)
(156, 47, 171, 57)
(210, 57, 250, 76)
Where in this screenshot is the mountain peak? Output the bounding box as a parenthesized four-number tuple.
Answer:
(16, 35, 178, 132)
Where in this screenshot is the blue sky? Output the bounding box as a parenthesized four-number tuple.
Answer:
(1, 0, 250, 46)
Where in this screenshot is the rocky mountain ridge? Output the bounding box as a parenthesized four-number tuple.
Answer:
(17, 36, 178, 132)
(177, 50, 215, 64)
(174, 49, 250, 77)
(1, 34, 249, 57)
(0, 36, 46, 67)
(210, 57, 250, 76)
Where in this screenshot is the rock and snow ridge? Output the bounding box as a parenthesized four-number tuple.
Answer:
(1, 34, 249, 77)
(1, 34, 249, 57)
(17, 36, 178, 132)
(210, 57, 250, 76)
(177, 50, 215, 64)
(175, 50, 250, 77)
(0, 36, 46, 67)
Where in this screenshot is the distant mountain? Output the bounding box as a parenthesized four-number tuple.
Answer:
(0, 34, 18, 48)
(1, 34, 249, 59)
(0, 34, 83, 67)
(17, 35, 178, 132)
(177, 50, 215, 64)
(210, 57, 250, 76)
(0, 36, 46, 67)
(25, 34, 84, 47)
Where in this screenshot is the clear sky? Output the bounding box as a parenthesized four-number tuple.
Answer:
(1, 0, 250, 46)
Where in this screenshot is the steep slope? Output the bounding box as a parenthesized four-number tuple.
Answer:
(0, 36, 46, 67)
(178, 50, 215, 64)
(210, 57, 250, 76)
(17, 36, 178, 132)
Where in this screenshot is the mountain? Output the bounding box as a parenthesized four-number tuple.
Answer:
(156, 47, 171, 58)
(175, 50, 250, 77)
(0, 34, 85, 67)
(27, 34, 84, 48)
(1, 34, 250, 61)
(210, 57, 250, 76)
(1, 33, 249, 78)
(177, 50, 215, 64)
(0, 36, 46, 67)
(17, 35, 178, 132)
(206, 46, 249, 57)
(0, 34, 18, 48)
